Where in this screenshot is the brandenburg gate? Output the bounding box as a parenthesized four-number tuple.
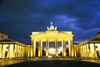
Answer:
(30, 22, 74, 58)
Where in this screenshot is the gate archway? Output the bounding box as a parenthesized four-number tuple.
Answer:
(30, 22, 74, 58)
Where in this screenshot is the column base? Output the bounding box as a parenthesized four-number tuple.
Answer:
(38, 56, 43, 58)
(55, 56, 59, 58)
(33, 57, 36, 58)
(46, 56, 49, 58)
(62, 56, 66, 58)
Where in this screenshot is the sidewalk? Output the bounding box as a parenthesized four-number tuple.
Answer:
(0, 59, 24, 67)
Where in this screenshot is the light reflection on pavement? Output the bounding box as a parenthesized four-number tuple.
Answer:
(0, 59, 25, 67)
(82, 60, 100, 64)
(0, 58, 100, 67)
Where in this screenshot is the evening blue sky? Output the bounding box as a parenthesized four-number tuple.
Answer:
(0, 0, 100, 44)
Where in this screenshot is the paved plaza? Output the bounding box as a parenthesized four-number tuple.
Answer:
(0, 58, 100, 67)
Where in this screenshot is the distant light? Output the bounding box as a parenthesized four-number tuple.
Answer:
(43, 46, 63, 55)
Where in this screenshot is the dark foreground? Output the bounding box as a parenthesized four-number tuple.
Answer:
(4, 60, 100, 67)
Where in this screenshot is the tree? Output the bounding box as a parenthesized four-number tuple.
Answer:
(35, 48, 46, 57)
(59, 48, 69, 57)
(42, 49, 46, 56)
(66, 48, 69, 56)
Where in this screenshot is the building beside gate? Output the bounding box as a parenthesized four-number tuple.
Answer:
(0, 33, 27, 59)
(0, 39, 25, 59)
(74, 32, 100, 58)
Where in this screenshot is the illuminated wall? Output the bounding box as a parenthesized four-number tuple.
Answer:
(0, 41, 25, 59)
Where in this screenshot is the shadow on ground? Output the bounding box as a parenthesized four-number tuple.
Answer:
(4, 60, 100, 67)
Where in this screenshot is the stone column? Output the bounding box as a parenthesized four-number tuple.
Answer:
(94, 43, 96, 58)
(85, 44, 88, 57)
(74, 47, 77, 57)
(80, 46, 82, 57)
(21, 46, 23, 57)
(19, 46, 21, 57)
(88, 43, 91, 57)
(9, 44, 14, 59)
(38, 40, 42, 58)
(13, 45, 15, 58)
(20, 46, 23, 58)
(46, 40, 49, 57)
(14, 45, 16, 58)
(17, 45, 19, 58)
(18, 45, 21, 58)
(87, 44, 90, 57)
(85, 45, 88, 57)
(90, 43, 96, 58)
(30, 45, 33, 57)
(0, 44, 2, 58)
(83, 45, 85, 57)
(40, 40, 43, 57)
(81, 46, 84, 57)
(62, 40, 66, 57)
(18, 46, 21, 58)
(83, 46, 85, 57)
(32, 40, 36, 58)
(68, 40, 73, 57)
(82, 46, 85, 57)
(55, 40, 58, 57)
(16, 45, 18, 58)
(2, 44, 5, 59)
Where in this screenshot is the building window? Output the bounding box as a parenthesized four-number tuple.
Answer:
(1, 36, 3, 38)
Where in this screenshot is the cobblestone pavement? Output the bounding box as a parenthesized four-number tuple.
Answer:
(0, 58, 100, 67)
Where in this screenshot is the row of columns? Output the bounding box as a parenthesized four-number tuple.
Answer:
(0, 44, 25, 59)
(14, 44, 25, 58)
(24, 46, 32, 58)
(32, 40, 73, 58)
(75, 43, 98, 58)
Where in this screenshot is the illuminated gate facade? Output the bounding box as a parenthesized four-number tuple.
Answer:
(30, 22, 74, 58)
